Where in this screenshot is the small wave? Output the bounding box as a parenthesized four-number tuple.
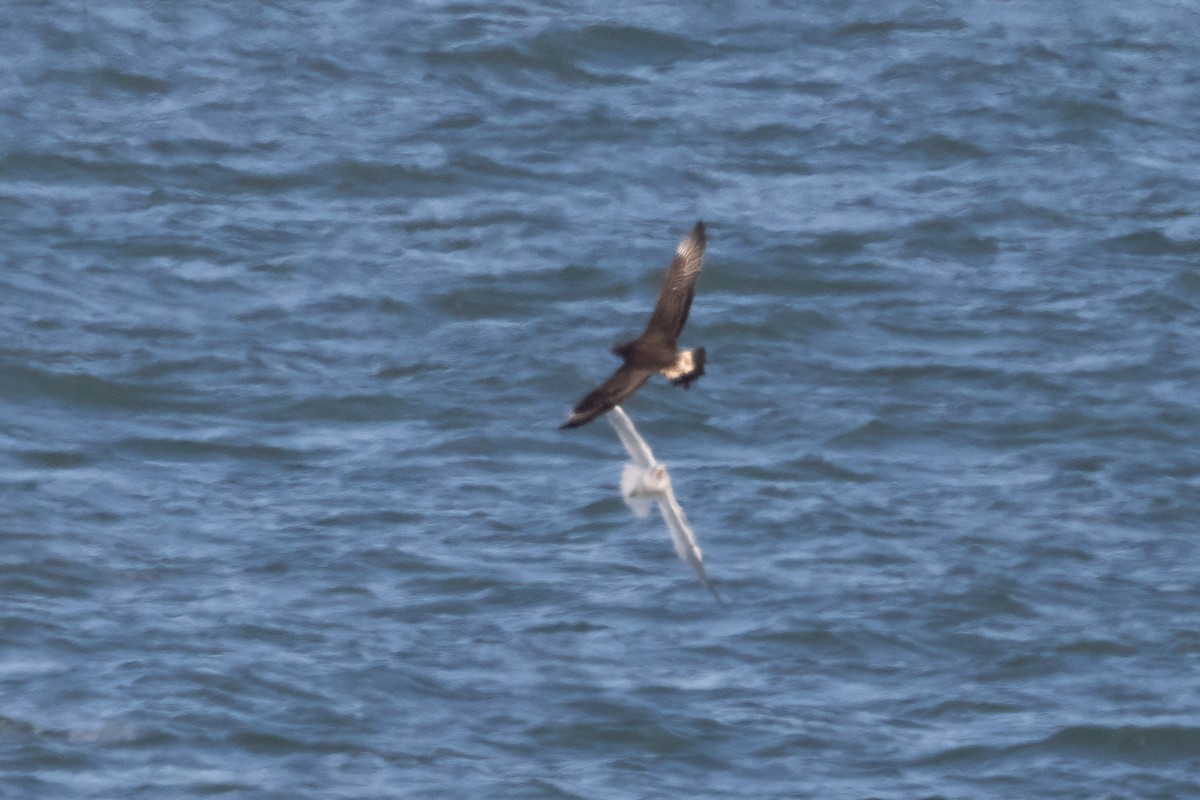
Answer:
(531, 23, 699, 69)
(424, 21, 703, 87)
(271, 394, 415, 424)
(901, 133, 990, 164)
(836, 17, 968, 39)
(1105, 229, 1200, 256)
(15, 449, 92, 469)
(119, 436, 308, 463)
(91, 66, 170, 95)
(0, 362, 211, 413)
(916, 722, 1200, 770)
(1039, 723, 1200, 761)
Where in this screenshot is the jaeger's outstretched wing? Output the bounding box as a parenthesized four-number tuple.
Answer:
(560, 366, 653, 429)
(642, 221, 706, 345)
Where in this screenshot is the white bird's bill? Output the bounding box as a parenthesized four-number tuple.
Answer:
(606, 406, 720, 601)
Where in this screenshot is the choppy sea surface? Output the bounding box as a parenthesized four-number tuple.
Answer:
(4, 2, 1200, 798)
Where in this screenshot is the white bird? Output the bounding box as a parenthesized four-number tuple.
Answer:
(606, 406, 721, 602)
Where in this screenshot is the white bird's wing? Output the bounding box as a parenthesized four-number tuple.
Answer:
(655, 479, 722, 603)
(607, 405, 655, 468)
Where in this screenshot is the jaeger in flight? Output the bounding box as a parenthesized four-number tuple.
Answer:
(561, 221, 708, 429)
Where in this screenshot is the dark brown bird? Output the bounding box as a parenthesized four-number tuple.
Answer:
(561, 221, 707, 429)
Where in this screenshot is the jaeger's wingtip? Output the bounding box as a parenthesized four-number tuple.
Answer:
(560, 409, 593, 429)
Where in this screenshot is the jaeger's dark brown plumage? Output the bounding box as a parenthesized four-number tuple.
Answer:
(561, 222, 707, 429)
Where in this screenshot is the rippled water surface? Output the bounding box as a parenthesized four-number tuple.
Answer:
(4, 2, 1200, 798)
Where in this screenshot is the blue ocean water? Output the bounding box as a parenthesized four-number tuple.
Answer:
(3, 2, 1200, 797)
